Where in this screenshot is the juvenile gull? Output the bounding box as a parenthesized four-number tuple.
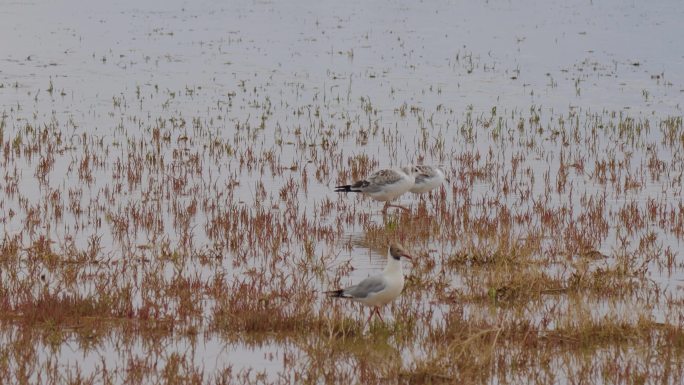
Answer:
(334, 168, 416, 213)
(325, 243, 413, 324)
(404, 164, 449, 194)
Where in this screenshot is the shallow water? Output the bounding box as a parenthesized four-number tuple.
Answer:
(2, 0, 684, 383)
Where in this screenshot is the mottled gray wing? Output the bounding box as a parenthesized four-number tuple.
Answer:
(414, 172, 432, 185)
(365, 169, 403, 191)
(417, 165, 439, 175)
(348, 179, 370, 190)
(343, 275, 387, 299)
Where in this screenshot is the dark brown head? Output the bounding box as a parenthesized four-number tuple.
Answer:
(389, 243, 413, 261)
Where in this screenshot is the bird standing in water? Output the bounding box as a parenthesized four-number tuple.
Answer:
(404, 164, 449, 194)
(325, 243, 414, 324)
(334, 167, 417, 213)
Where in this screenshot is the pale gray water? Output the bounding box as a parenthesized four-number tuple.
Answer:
(1, 0, 684, 383)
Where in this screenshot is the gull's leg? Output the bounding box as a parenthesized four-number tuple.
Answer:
(381, 201, 389, 214)
(374, 307, 385, 323)
(387, 203, 410, 212)
(366, 308, 375, 325)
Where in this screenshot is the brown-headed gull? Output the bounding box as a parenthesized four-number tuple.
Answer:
(325, 243, 413, 324)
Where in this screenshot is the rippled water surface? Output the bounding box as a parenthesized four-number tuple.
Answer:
(1, 0, 684, 384)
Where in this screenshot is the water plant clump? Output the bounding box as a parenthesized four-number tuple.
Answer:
(1, 0, 684, 383)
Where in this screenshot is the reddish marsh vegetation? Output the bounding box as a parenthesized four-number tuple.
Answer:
(2, 0, 684, 384)
(2, 86, 684, 383)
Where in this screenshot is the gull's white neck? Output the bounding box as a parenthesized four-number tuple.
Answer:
(383, 256, 403, 276)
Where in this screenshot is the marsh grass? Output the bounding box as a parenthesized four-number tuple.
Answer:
(1, 32, 684, 384)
